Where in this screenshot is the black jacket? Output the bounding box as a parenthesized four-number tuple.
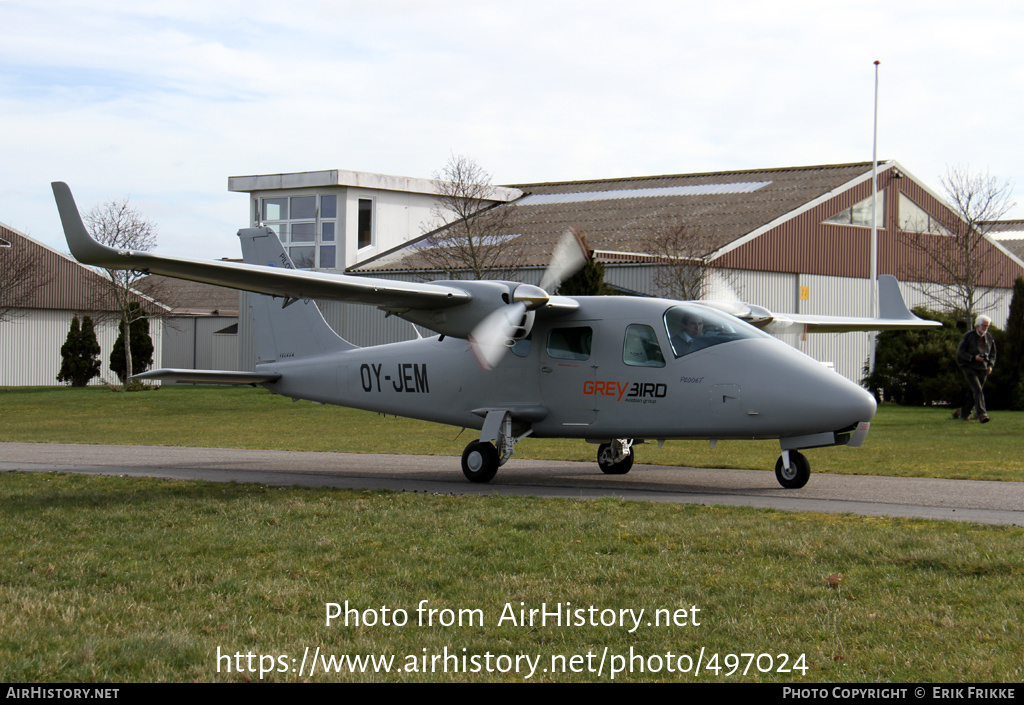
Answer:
(957, 329, 996, 373)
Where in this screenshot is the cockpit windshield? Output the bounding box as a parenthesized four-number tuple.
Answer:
(663, 304, 770, 358)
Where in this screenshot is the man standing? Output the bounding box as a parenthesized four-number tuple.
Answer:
(957, 315, 996, 423)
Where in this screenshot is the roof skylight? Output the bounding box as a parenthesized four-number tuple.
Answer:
(515, 181, 772, 206)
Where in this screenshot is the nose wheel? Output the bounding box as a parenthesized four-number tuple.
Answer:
(775, 450, 810, 489)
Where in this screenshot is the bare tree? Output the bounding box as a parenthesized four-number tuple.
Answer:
(0, 235, 51, 322)
(649, 218, 732, 301)
(901, 166, 1016, 322)
(417, 154, 524, 280)
(84, 197, 164, 387)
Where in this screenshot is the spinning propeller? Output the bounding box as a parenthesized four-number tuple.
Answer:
(699, 270, 807, 342)
(469, 229, 589, 370)
(697, 270, 775, 329)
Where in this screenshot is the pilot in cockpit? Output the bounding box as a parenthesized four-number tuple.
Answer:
(672, 312, 706, 355)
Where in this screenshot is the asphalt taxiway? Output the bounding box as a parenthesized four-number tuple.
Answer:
(1, 442, 1021, 526)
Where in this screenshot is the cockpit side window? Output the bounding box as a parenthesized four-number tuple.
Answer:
(622, 324, 665, 367)
(664, 304, 768, 358)
(546, 327, 593, 360)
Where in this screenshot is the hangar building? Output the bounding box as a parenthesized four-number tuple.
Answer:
(0, 222, 164, 386)
(230, 161, 1023, 384)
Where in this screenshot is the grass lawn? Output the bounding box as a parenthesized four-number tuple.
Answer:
(1, 472, 1021, 682)
(0, 385, 1020, 481)
(1, 385, 1021, 682)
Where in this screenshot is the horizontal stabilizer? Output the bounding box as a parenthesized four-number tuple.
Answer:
(131, 368, 281, 385)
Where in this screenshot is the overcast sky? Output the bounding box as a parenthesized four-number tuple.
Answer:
(3, 0, 1023, 259)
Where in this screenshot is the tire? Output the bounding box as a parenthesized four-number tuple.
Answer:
(597, 442, 634, 475)
(462, 441, 499, 483)
(775, 450, 810, 489)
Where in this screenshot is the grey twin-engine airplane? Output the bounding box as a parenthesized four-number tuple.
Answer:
(52, 182, 938, 488)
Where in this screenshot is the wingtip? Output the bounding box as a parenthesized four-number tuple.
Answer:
(877, 275, 919, 322)
(50, 181, 118, 265)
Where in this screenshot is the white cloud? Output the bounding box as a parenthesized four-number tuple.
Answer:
(2, 0, 1023, 260)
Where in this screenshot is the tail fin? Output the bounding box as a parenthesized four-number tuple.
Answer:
(238, 228, 355, 362)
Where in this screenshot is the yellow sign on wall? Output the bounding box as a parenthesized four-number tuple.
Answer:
(800, 286, 809, 301)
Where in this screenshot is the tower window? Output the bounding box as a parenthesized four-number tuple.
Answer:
(358, 198, 374, 249)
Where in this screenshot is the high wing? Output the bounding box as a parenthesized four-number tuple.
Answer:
(52, 182, 470, 311)
(699, 275, 940, 334)
(54, 181, 936, 345)
(52, 182, 581, 350)
(763, 275, 941, 334)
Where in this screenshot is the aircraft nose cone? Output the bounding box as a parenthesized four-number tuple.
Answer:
(798, 361, 877, 431)
(738, 340, 878, 435)
(835, 375, 878, 424)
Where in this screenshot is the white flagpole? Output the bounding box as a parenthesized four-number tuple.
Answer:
(869, 60, 880, 374)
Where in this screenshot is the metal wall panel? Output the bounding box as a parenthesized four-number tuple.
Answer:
(161, 316, 238, 371)
(211, 334, 237, 370)
(0, 309, 163, 386)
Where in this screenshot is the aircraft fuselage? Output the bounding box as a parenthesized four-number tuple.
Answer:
(257, 296, 877, 443)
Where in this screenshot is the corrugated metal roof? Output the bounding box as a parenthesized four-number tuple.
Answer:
(353, 162, 875, 273)
(136, 275, 241, 316)
(0, 222, 164, 313)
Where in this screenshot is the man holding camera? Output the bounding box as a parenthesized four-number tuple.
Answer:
(957, 315, 996, 423)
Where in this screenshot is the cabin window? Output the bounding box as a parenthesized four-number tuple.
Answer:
(663, 304, 769, 358)
(546, 327, 593, 361)
(622, 324, 665, 367)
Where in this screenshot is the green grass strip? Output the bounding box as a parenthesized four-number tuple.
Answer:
(1, 386, 1021, 481)
(1, 472, 1022, 682)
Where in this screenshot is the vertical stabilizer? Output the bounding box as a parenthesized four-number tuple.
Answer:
(238, 228, 355, 362)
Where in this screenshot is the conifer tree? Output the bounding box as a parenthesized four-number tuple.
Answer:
(57, 315, 102, 387)
(109, 302, 153, 385)
(556, 259, 614, 296)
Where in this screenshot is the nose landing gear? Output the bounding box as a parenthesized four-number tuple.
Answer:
(775, 449, 810, 489)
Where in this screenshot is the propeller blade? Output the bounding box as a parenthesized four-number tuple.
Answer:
(468, 302, 527, 371)
(470, 230, 587, 371)
(698, 272, 775, 327)
(703, 269, 740, 303)
(764, 316, 807, 337)
(699, 271, 754, 319)
(539, 229, 589, 292)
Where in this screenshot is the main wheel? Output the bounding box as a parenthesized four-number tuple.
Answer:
(775, 450, 810, 489)
(462, 441, 499, 483)
(597, 443, 634, 475)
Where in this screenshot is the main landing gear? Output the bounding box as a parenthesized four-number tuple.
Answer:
(461, 410, 532, 483)
(461, 441, 500, 483)
(597, 438, 635, 475)
(774, 449, 810, 489)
